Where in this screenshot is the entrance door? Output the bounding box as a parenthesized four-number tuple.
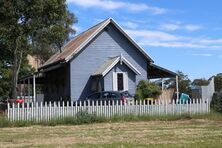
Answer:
(113, 72, 128, 91)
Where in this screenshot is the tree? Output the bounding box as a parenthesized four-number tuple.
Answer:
(0, 0, 77, 99)
(164, 71, 191, 95)
(215, 74, 222, 92)
(135, 80, 161, 100)
(191, 78, 209, 86)
(211, 93, 222, 113)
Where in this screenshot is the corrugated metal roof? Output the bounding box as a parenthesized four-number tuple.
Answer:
(39, 18, 154, 70)
(41, 19, 109, 68)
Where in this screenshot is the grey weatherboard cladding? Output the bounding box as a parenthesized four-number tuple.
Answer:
(70, 23, 148, 100)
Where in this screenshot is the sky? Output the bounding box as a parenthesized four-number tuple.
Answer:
(67, 0, 222, 80)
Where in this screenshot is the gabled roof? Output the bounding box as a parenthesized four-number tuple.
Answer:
(93, 55, 141, 77)
(39, 18, 153, 70)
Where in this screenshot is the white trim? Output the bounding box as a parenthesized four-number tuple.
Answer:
(112, 72, 117, 91)
(102, 57, 120, 76)
(110, 19, 153, 63)
(65, 19, 111, 62)
(122, 56, 141, 75)
(33, 75, 36, 102)
(101, 55, 141, 76)
(123, 72, 128, 91)
(65, 18, 153, 63)
(101, 56, 141, 76)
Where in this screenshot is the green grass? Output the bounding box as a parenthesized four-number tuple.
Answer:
(0, 119, 222, 147)
(1, 111, 222, 128)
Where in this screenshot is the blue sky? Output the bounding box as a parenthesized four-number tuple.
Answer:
(67, 0, 222, 80)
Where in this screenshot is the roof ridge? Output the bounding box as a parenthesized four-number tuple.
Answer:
(40, 17, 154, 70)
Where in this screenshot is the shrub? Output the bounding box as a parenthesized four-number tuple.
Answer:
(135, 80, 161, 100)
(211, 93, 222, 113)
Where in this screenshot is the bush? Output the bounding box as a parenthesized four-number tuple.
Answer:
(135, 80, 161, 100)
(211, 93, 222, 113)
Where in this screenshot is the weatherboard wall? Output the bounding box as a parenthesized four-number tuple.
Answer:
(70, 24, 148, 101)
(103, 62, 136, 94)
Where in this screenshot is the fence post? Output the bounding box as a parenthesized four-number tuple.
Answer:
(200, 99, 202, 114)
(17, 103, 20, 121)
(49, 101, 52, 120)
(158, 100, 161, 115)
(7, 103, 10, 121)
(179, 99, 181, 115)
(143, 99, 145, 115)
(40, 102, 43, 121)
(91, 100, 94, 116)
(208, 99, 210, 113)
(155, 100, 157, 115)
(186, 99, 188, 114)
(112, 100, 115, 116)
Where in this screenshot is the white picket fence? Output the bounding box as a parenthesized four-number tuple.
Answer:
(7, 99, 210, 122)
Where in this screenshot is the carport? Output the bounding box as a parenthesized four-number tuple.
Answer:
(147, 63, 179, 99)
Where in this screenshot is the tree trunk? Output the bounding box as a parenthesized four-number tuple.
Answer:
(11, 48, 23, 99)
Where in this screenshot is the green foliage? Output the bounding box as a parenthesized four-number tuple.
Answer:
(0, 62, 11, 100)
(211, 93, 222, 113)
(135, 80, 161, 100)
(191, 78, 209, 86)
(165, 71, 191, 95)
(0, 0, 77, 99)
(214, 74, 222, 92)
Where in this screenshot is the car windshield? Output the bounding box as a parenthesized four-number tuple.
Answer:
(120, 91, 133, 97)
(87, 93, 101, 100)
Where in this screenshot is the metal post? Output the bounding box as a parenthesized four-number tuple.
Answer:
(33, 74, 36, 102)
(28, 78, 30, 101)
(176, 75, 179, 100)
(161, 78, 164, 91)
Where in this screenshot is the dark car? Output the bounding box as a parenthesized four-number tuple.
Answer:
(86, 91, 134, 105)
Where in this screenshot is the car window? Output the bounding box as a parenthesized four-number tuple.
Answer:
(109, 93, 119, 99)
(121, 91, 132, 97)
(102, 92, 109, 99)
(88, 93, 101, 100)
(101, 92, 120, 99)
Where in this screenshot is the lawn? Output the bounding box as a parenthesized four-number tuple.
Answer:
(0, 119, 222, 148)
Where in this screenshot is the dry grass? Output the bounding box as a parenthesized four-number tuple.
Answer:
(0, 119, 222, 148)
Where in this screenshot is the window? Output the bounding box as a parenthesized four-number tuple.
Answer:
(117, 73, 124, 91)
(113, 72, 128, 91)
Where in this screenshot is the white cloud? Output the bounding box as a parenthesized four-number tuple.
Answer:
(160, 23, 180, 31)
(160, 23, 203, 31)
(125, 28, 222, 49)
(190, 53, 213, 57)
(125, 29, 183, 41)
(67, 0, 167, 14)
(184, 25, 203, 31)
(122, 21, 139, 29)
